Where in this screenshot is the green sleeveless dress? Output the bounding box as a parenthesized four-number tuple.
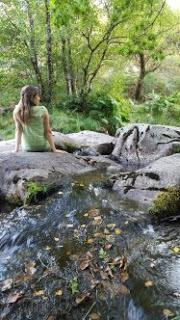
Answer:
(21, 105, 50, 152)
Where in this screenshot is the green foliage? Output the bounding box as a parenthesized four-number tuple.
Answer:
(25, 181, 48, 205)
(0, 113, 14, 140)
(131, 92, 180, 126)
(99, 248, 107, 260)
(69, 277, 79, 295)
(61, 92, 132, 134)
(149, 187, 180, 219)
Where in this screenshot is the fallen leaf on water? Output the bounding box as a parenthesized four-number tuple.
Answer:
(104, 228, 110, 235)
(104, 242, 112, 250)
(105, 234, 115, 242)
(120, 271, 129, 283)
(86, 238, 94, 244)
(79, 260, 90, 270)
(107, 223, 116, 230)
(33, 290, 45, 297)
(84, 212, 89, 217)
(119, 256, 127, 270)
(45, 246, 51, 250)
(55, 289, 63, 296)
(93, 216, 102, 225)
(171, 247, 180, 254)
(15, 273, 32, 283)
(6, 292, 22, 304)
(75, 291, 91, 304)
(111, 256, 122, 266)
(114, 228, 122, 235)
(25, 261, 37, 275)
(54, 237, 59, 242)
(89, 312, 101, 320)
(104, 265, 114, 278)
(162, 309, 174, 317)
(144, 280, 153, 287)
(79, 252, 93, 270)
(94, 232, 104, 238)
(88, 208, 100, 217)
(1, 278, 13, 292)
(90, 279, 100, 289)
(100, 270, 109, 280)
(102, 280, 129, 296)
(47, 316, 56, 320)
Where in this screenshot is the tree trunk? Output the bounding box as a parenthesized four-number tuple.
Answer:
(44, 0, 53, 104)
(67, 36, 77, 96)
(134, 52, 146, 101)
(26, 0, 45, 97)
(61, 35, 72, 96)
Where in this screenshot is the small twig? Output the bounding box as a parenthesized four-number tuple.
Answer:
(82, 301, 96, 320)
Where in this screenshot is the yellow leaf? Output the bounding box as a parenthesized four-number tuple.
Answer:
(84, 213, 89, 217)
(86, 238, 94, 244)
(107, 223, 116, 230)
(33, 290, 44, 297)
(144, 280, 153, 287)
(163, 309, 174, 317)
(114, 228, 122, 235)
(45, 246, 51, 251)
(90, 312, 100, 320)
(171, 246, 180, 254)
(55, 289, 63, 296)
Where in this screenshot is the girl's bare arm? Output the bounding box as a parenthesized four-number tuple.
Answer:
(43, 110, 65, 153)
(13, 112, 23, 152)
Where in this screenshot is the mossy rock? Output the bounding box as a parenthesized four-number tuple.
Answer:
(149, 187, 180, 220)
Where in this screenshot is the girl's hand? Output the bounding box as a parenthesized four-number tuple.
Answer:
(54, 149, 68, 153)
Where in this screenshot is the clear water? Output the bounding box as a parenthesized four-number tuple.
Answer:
(0, 172, 179, 319)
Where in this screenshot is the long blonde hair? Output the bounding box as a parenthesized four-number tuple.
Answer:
(14, 85, 41, 125)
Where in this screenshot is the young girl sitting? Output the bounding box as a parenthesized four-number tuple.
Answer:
(13, 85, 65, 153)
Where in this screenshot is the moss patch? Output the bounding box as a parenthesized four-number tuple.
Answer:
(149, 187, 180, 220)
(24, 181, 49, 205)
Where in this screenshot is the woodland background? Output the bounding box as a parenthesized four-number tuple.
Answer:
(0, 0, 179, 139)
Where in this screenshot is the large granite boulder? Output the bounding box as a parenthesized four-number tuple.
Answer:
(111, 153, 180, 208)
(66, 130, 115, 155)
(112, 123, 180, 165)
(0, 151, 96, 205)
